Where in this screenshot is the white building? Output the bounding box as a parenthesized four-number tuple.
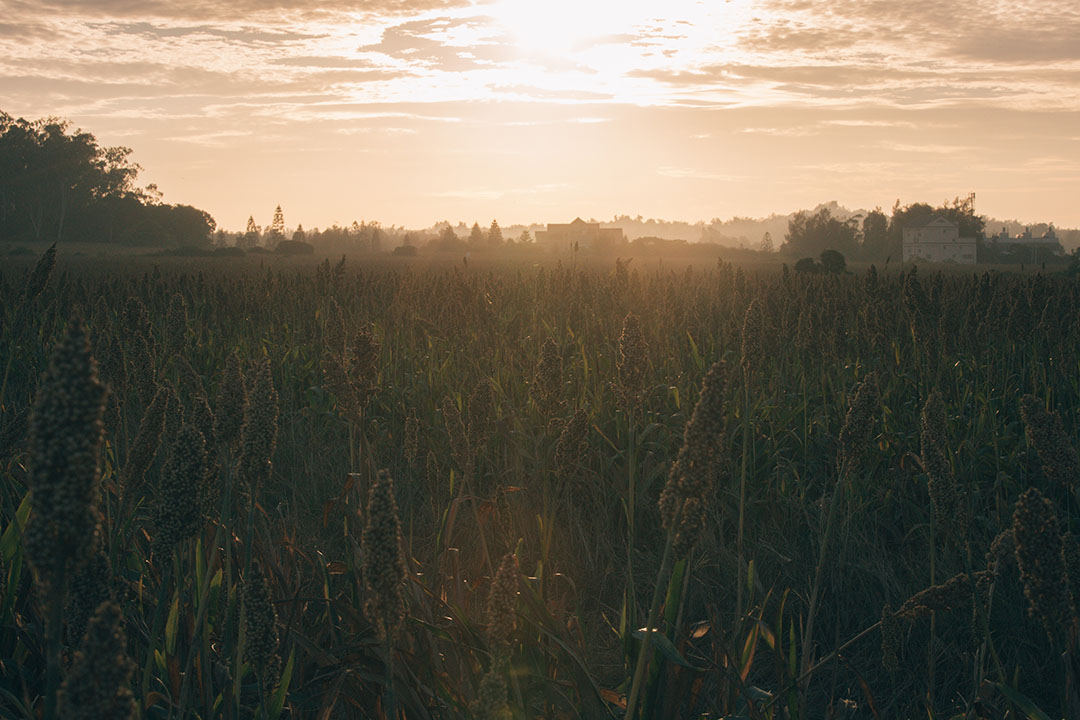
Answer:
(902, 216, 976, 264)
(985, 225, 1063, 261)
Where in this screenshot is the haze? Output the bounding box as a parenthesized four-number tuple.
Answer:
(2, 0, 1078, 230)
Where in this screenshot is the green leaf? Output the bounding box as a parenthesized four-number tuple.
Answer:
(631, 628, 702, 671)
(264, 648, 294, 719)
(165, 593, 180, 655)
(994, 682, 1053, 720)
(0, 493, 31, 561)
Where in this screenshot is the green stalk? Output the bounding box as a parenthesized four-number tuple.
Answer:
(736, 375, 750, 619)
(800, 459, 848, 696)
(928, 514, 936, 711)
(624, 505, 679, 720)
(141, 561, 174, 711)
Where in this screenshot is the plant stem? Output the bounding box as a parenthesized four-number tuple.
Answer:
(737, 374, 750, 619)
(800, 460, 848, 698)
(625, 509, 678, 720)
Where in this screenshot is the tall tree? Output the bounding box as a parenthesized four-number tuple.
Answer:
(469, 222, 484, 246)
(759, 231, 774, 253)
(268, 205, 285, 247)
(488, 219, 503, 247)
(862, 208, 889, 260)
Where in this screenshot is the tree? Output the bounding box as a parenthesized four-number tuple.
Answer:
(782, 207, 858, 257)
(239, 216, 260, 249)
(488, 219, 503, 247)
(469, 222, 484, 246)
(0, 111, 215, 246)
(519, 229, 532, 244)
(759, 231, 774, 253)
(292, 224, 306, 243)
(267, 205, 285, 247)
(819, 249, 846, 273)
(862, 208, 889, 260)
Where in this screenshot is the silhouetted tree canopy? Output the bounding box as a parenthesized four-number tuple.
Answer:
(782, 207, 858, 257)
(0, 110, 215, 246)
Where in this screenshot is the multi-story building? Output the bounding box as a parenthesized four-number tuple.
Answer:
(902, 216, 976, 264)
(535, 218, 625, 250)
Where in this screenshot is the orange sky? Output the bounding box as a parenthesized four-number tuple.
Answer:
(2, 0, 1079, 230)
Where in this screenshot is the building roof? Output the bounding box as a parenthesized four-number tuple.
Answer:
(904, 215, 957, 229)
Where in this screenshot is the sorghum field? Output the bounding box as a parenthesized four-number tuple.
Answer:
(2, 247, 1079, 720)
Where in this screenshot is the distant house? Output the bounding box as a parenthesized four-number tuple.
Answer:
(535, 218, 624, 250)
(902, 216, 976, 264)
(985, 225, 1063, 262)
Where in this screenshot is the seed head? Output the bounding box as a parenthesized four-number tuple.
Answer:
(740, 298, 765, 373)
(213, 351, 246, 451)
(615, 312, 648, 411)
(472, 663, 510, 720)
(554, 408, 590, 482)
(119, 384, 168, 492)
(243, 562, 281, 685)
(21, 242, 56, 307)
(172, 353, 206, 402)
(361, 470, 407, 640)
(66, 545, 113, 645)
(323, 352, 360, 423)
(425, 450, 440, 490)
(837, 372, 879, 470)
(895, 572, 983, 620)
(442, 396, 472, 477)
(348, 326, 380, 409)
(1019, 394, 1079, 496)
(468, 379, 495, 446)
(126, 331, 155, 407)
(880, 604, 900, 672)
(24, 317, 107, 595)
(58, 601, 136, 720)
(165, 292, 188, 354)
(235, 358, 278, 490)
(403, 411, 419, 467)
(161, 381, 184, 443)
(660, 361, 727, 531)
(1012, 487, 1073, 644)
(152, 424, 206, 554)
(672, 497, 707, 559)
(486, 553, 520, 653)
(920, 391, 961, 536)
(325, 297, 346, 357)
(531, 338, 563, 416)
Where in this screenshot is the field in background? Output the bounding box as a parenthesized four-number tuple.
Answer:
(1, 249, 1079, 719)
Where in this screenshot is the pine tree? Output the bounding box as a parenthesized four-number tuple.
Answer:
(268, 205, 285, 247)
(489, 219, 503, 247)
(469, 222, 484, 246)
(240, 216, 259, 249)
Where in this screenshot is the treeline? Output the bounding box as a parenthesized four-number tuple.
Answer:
(780, 195, 1068, 265)
(781, 196, 985, 261)
(0, 111, 215, 246)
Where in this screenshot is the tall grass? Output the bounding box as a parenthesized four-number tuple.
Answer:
(1, 251, 1079, 718)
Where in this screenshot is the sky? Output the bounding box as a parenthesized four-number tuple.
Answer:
(2, 0, 1079, 231)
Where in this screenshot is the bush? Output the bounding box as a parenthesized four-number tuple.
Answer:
(819, 249, 846, 273)
(393, 245, 418, 257)
(794, 257, 820, 273)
